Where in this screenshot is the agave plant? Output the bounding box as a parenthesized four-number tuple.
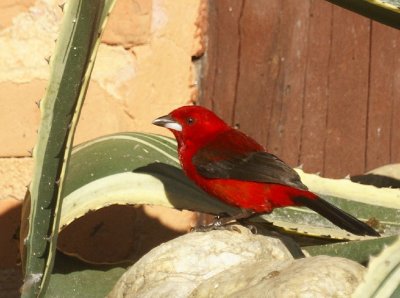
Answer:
(20, 0, 116, 296)
(21, 0, 400, 296)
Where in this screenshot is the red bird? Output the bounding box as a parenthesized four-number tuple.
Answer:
(153, 106, 379, 236)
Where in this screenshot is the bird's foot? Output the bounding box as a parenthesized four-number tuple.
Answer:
(191, 216, 242, 233)
(191, 222, 240, 233)
(244, 224, 257, 234)
(191, 213, 258, 233)
(236, 218, 258, 234)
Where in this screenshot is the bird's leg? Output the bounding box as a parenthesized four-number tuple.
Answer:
(192, 209, 255, 232)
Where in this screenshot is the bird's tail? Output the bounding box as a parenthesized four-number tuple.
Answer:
(293, 196, 380, 237)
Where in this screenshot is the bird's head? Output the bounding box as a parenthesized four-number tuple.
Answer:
(152, 106, 230, 147)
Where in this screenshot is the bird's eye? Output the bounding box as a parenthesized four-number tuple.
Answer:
(186, 117, 195, 125)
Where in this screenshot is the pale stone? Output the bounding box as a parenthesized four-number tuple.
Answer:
(108, 227, 293, 298)
(191, 255, 365, 297)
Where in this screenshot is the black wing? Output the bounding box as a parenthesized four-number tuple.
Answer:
(192, 130, 307, 190)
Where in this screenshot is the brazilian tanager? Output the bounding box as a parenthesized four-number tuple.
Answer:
(153, 106, 379, 236)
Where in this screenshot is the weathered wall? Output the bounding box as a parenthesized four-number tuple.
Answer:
(0, 0, 205, 201)
(0, 0, 205, 281)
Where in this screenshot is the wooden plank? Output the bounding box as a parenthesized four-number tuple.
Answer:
(269, 1, 311, 167)
(323, 6, 371, 178)
(366, 22, 399, 171)
(201, 0, 243, 124)
(390, 33, 400, 164)
(300, 0, 333, 174)
(201, 0, 400, 178)
(232, 0, 281, 147)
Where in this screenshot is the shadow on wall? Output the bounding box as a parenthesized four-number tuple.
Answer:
(0, 199, 23, 298)
(57, 205, 187, 265)
(0, 198, 194, 296)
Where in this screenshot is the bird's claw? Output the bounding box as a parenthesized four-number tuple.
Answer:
(191, 212, 256, 233)
(190, 222, 225, 232)
(190, 225, 222, 232)
(191, 221, 242, 233)
(245, 224, 257, 234)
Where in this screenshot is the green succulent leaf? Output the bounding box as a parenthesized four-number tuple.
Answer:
(22, 0, 116, 297)
(46, 253, 127, 298)
(64, 132, 180, 196)
(303, 235, 398, 263)
(45, 132, 400, 296)
(60, 133, 238, 230)
(353, 236, 400, 297)
(60, 133, 399, 242)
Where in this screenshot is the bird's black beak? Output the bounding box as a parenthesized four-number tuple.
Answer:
(152, 115, 183, 132)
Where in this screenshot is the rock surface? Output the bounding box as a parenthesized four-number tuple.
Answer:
(109, 227, 365, 298)
(108, 227, 294, 298)
(191, 255, 365, 298)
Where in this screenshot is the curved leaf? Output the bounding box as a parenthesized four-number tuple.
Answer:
(61, 133, 399, 242)
(22, 1, 116, 296)
(353, 236, 400, 297)
(61, 133, 238, 230)
(304, 235, 398, 264)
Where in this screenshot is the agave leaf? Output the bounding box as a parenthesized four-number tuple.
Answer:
(60, 133, 399, 244)
(64, 132, 181, 196)
(260, 192, 400, 240)
(303, 235, 398, 264)
(261, 168, 400, 240)
(46, 253, 127, 298)
(60, 133, 238, 230)
(299, 169, 400, 209)
(42, 132, 399, 297)
(21, 0, 116, 297)
(352, 236, 400, 297)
